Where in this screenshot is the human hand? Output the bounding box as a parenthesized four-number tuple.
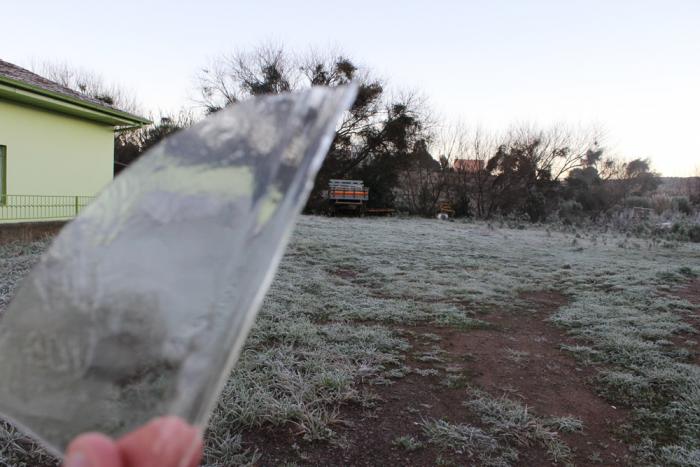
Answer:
(63, 416, 203, 467)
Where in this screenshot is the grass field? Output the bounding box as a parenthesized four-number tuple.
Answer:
(1, 216, 699, 466)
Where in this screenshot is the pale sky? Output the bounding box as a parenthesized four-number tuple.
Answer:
(3, 0, 699, 176)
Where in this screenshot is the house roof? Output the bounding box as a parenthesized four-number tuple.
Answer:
(0, 59, 150, 127)
(453, 159, 485, 172)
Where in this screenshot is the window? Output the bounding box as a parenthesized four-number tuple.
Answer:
(0, 145, 5, 205)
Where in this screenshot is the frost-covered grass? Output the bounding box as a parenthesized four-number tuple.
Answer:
(0, 216, 699, 465)
(551, 292, 700, 465)
(0, 240, 57, 467)
(392, 434, 423, 451)
(420, 389, 581, 466)
(420, 418, 507, 464)
(463, 389, 580, 463)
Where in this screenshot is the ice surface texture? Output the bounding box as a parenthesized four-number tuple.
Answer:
(0, 84, 357, 455)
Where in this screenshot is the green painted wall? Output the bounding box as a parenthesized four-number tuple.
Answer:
(0, 98, 114, 197)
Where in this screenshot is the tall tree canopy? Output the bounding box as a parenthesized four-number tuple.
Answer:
(197, 45, 431, 209)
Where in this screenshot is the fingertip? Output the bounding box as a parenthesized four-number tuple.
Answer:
(150, 416, 204, 467)
(118, 416, 203, 467)
(64, 433, 122, 467)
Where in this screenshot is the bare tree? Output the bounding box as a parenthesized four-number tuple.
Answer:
(32, 60, 141, 115)
(29, 61, 187, 173)
(196, 45, 434, 210)
(197, 45, 386, 154)
(31, 61, 202, 173)
(502, 123, 605, 182)
(197, 44, 299, 113)
(430, 123, 497, 217)
(398, 139, 449, 216)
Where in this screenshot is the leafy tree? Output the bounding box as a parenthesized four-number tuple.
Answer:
(485, 138, 559, 221)
(564, 149, 609, 215)
(564, 150, 661, 217)
(197, 44, 430, 209)
(621, 158, 661, 197)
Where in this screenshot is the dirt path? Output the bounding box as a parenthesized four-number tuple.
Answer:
(670, 278, 700, 365)
(244, 291, 632, 466)
(436, 291, 629, 465)
(674, 278, 700, 315)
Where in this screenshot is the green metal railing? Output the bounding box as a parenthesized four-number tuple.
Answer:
(0, 195, 96, 221)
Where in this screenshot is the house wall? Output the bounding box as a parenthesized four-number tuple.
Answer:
(0, 98, 114, 196)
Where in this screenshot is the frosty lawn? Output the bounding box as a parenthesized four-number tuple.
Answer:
(1, 216, 699, 466)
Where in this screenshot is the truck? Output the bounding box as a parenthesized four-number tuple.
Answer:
(323, 179, 369, 216)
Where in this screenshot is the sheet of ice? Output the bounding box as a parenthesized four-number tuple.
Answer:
(0, 84, 357, 456)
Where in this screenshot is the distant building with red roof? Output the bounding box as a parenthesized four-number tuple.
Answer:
(453, 159, 484, 173)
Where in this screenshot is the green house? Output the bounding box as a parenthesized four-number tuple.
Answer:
(0, 59, 149, 222)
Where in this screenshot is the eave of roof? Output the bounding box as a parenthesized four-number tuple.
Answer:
(0, 74, 150, 128)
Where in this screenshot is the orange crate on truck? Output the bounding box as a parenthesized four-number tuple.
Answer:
(324, 179, 369, 215)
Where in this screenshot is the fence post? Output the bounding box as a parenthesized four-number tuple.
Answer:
(75, 196, 79, 216)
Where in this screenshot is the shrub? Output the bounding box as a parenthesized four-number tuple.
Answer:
(671, 222, 700, 243)
(525, 190, 547, 222)
(558, 200, 583, 224)
(624, 196, 653, 209)
(623, 196, 652, 209)
(651, 194, 673, 215)
(672, 197, 693, 216)
(690, 224, 700, 243)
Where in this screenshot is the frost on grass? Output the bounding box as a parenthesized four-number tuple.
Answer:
(0, 216, 699, 465)
(466, 389, 578, 464)
(0, 419, 56, 467)
(0, 233, 410, 466)
(392, 434, 423, 451)
(298, 216, 699, 464)
(419, 418, 508, 464)
(0, 240, 55, 466)
(420, 389, 582, 466)
(0, 240, 47, 313)
(551, 284, 700, 464)
(213, 318, 407, 440)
